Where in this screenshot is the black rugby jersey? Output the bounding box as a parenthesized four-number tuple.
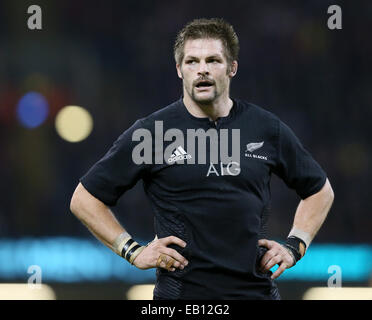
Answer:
(80, 98, 327, 299)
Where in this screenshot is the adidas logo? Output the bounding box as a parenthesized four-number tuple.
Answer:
(167, 146, 192, 163)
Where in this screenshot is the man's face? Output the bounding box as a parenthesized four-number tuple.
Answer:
(176, 38, 237, 105)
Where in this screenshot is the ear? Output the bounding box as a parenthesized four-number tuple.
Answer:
(228, 60, 238, 78)
(176, 63, 183, 79)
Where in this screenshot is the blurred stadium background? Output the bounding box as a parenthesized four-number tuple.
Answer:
(0, 0, 371, 299)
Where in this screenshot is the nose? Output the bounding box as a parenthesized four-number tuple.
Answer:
(197, 60, 209, 76)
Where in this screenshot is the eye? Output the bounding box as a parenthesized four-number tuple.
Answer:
(185, 60, 196, 65)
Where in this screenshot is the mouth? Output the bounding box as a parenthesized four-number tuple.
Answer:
(195, 80, 214, 90)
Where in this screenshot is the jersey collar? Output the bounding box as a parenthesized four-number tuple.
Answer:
(178, 96, 239, 126)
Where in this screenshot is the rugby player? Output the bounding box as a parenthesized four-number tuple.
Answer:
(70, 18, 334, 299)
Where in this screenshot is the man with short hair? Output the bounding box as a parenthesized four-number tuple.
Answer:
(70, 18, 334, 299)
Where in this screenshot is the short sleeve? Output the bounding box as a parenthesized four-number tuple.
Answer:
(273, 120, 327, 199)
(80, 119, 150, 206)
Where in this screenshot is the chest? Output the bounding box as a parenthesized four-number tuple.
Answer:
(149, 128, 277, 190)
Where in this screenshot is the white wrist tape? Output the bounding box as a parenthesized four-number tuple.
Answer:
(288, 227, 312, 249)
(112, 231, 131, 256)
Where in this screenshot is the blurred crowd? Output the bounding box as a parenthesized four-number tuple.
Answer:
(0, 1, 371, 243)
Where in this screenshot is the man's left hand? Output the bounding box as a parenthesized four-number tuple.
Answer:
(258, 239, 295, 280)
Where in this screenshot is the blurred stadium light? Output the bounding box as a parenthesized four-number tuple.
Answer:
(0, 237, 155, 283)
(303, 287, 372, 300)
(16, 91, 49, 128)
(0, 284, 56, 300)
(55, 105, 93, 142)
(126, 284, 155, 300)
(272, 243, 372, 281)
(0, 238, 371, 283)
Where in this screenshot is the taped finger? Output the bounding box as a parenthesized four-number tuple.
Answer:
(166, 258, 175, 271)
(156, 254, 167, 268)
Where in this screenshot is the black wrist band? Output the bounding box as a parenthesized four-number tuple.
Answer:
(125, 244, 141, 262)
(121, 238, 134, 258)
(284, 236, 307, 264)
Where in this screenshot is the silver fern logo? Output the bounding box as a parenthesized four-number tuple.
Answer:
(245, 141, 264, 153)
(245, 141, 267, 160)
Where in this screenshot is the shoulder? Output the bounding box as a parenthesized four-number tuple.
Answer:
(118, 99, 181, 136)
(237, 99, 280, 123)
(238, 101, 306, 146)
(138, 99, 182, 128)
(235, 99, 282, 137)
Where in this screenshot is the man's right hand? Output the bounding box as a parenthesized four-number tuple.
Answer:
(133, 236, 189, 272)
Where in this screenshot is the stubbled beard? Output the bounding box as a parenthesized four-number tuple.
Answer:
(190, 85, 219, 105)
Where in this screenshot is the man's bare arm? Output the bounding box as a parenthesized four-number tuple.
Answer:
(289, 178, 334, 245)
(69, 183, 189, 271)
(70, 183, 125, 250)
(259, 178, 334, 279)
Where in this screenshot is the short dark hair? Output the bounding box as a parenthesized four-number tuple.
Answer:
(174, 18, 240, 66)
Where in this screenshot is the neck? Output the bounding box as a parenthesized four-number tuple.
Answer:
(182, 92, 233, 121)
